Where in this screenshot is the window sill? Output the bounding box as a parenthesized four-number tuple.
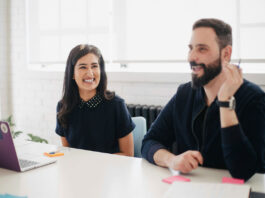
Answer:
(27, 63, 265, 85)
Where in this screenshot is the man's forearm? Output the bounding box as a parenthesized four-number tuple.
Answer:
(219, 108, 239, 128)
(221, 125, 257, 180)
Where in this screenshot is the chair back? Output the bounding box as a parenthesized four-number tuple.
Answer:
(132, 116, 147, 157)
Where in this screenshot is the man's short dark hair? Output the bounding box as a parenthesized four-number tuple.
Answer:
(193, 18, 232, 49)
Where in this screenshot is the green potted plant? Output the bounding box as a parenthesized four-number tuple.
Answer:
(1, 115, 48, 144)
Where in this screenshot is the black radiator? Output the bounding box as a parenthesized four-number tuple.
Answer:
(127, 104, 163, 130)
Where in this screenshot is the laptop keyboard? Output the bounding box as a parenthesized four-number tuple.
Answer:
(19, 159, 39, 168)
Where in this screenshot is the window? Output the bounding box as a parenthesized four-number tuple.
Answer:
(27, 0, 111, 64)
(240, 0, 265, 59)
(26, 0, 265, 72)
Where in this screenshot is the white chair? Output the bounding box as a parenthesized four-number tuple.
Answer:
(132, 116, 147, 158)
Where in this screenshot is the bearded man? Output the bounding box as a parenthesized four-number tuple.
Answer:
(141, 18, 265, 181)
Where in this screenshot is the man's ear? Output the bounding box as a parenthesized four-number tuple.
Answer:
(221, 45, 232, 62)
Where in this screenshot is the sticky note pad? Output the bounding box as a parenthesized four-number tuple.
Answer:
(44, 152, 64, 157)
(222, 177, 244, 184)
(162, 175, 191, 184)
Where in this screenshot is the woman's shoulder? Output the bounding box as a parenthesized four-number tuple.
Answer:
(112, 95, 125, 102)
(104, 95, 126, 108)
(107, 94, 125, 103)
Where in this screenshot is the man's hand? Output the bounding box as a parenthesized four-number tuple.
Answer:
(218, 61, 243, 101)
(217, 61, 243, 127)
(168, 151, 203, 173)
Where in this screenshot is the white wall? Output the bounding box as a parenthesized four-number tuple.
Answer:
(8, 0, 63, 144)
(0, 0, 12, 119)
(4, 0, 265, 145)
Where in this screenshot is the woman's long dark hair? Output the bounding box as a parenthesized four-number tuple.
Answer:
(58, 44, 115, 129)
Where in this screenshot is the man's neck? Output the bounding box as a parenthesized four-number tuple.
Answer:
(203, 72, 226, 106)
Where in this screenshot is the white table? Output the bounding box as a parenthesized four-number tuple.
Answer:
(0, 142, 264, 198)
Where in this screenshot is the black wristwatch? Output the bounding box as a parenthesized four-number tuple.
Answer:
(216, 96, 236, 110)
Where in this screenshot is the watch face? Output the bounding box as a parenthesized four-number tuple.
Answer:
(229, 96, 236, 110)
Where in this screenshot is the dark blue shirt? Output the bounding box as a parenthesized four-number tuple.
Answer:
(56, 96, 135, 154)
(142, 79, 265, 181)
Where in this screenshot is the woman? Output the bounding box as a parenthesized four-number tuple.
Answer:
(56, 44, 135, 156)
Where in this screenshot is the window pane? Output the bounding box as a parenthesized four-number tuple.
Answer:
(88, 0, 110, 27)
(61, 0, 87, 29)
(117, 0, 237, 60)
(240, 0, 265, 24)
(240, 27, 265, 59)
(38, 0, 59, 30)
(40, 36, 60, 62)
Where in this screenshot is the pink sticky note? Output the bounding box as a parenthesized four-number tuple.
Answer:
(162, 175, 191, 184)
(222, 177, 244, 184)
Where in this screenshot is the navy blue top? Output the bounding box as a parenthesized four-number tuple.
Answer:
(56, 95, 135, 153)
(142, 79, 265, 181)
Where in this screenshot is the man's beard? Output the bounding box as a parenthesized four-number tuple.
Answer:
(190, 58, 222, 89)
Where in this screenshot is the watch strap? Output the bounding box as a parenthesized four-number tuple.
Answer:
(217, 96, 236, 110)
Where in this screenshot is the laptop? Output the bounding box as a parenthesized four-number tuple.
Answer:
(0, 121, 56, 172)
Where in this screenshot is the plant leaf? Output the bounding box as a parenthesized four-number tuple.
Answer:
(1, 115, 48, 143)
(27, 133, 48, 144)
(13, 131, 23, 138)
(2, 115, 15, 127)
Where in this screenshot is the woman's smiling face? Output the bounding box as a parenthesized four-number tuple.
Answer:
(73, 53, 101, 100)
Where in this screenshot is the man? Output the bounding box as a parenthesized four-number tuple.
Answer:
(141, 18, 265, 181)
